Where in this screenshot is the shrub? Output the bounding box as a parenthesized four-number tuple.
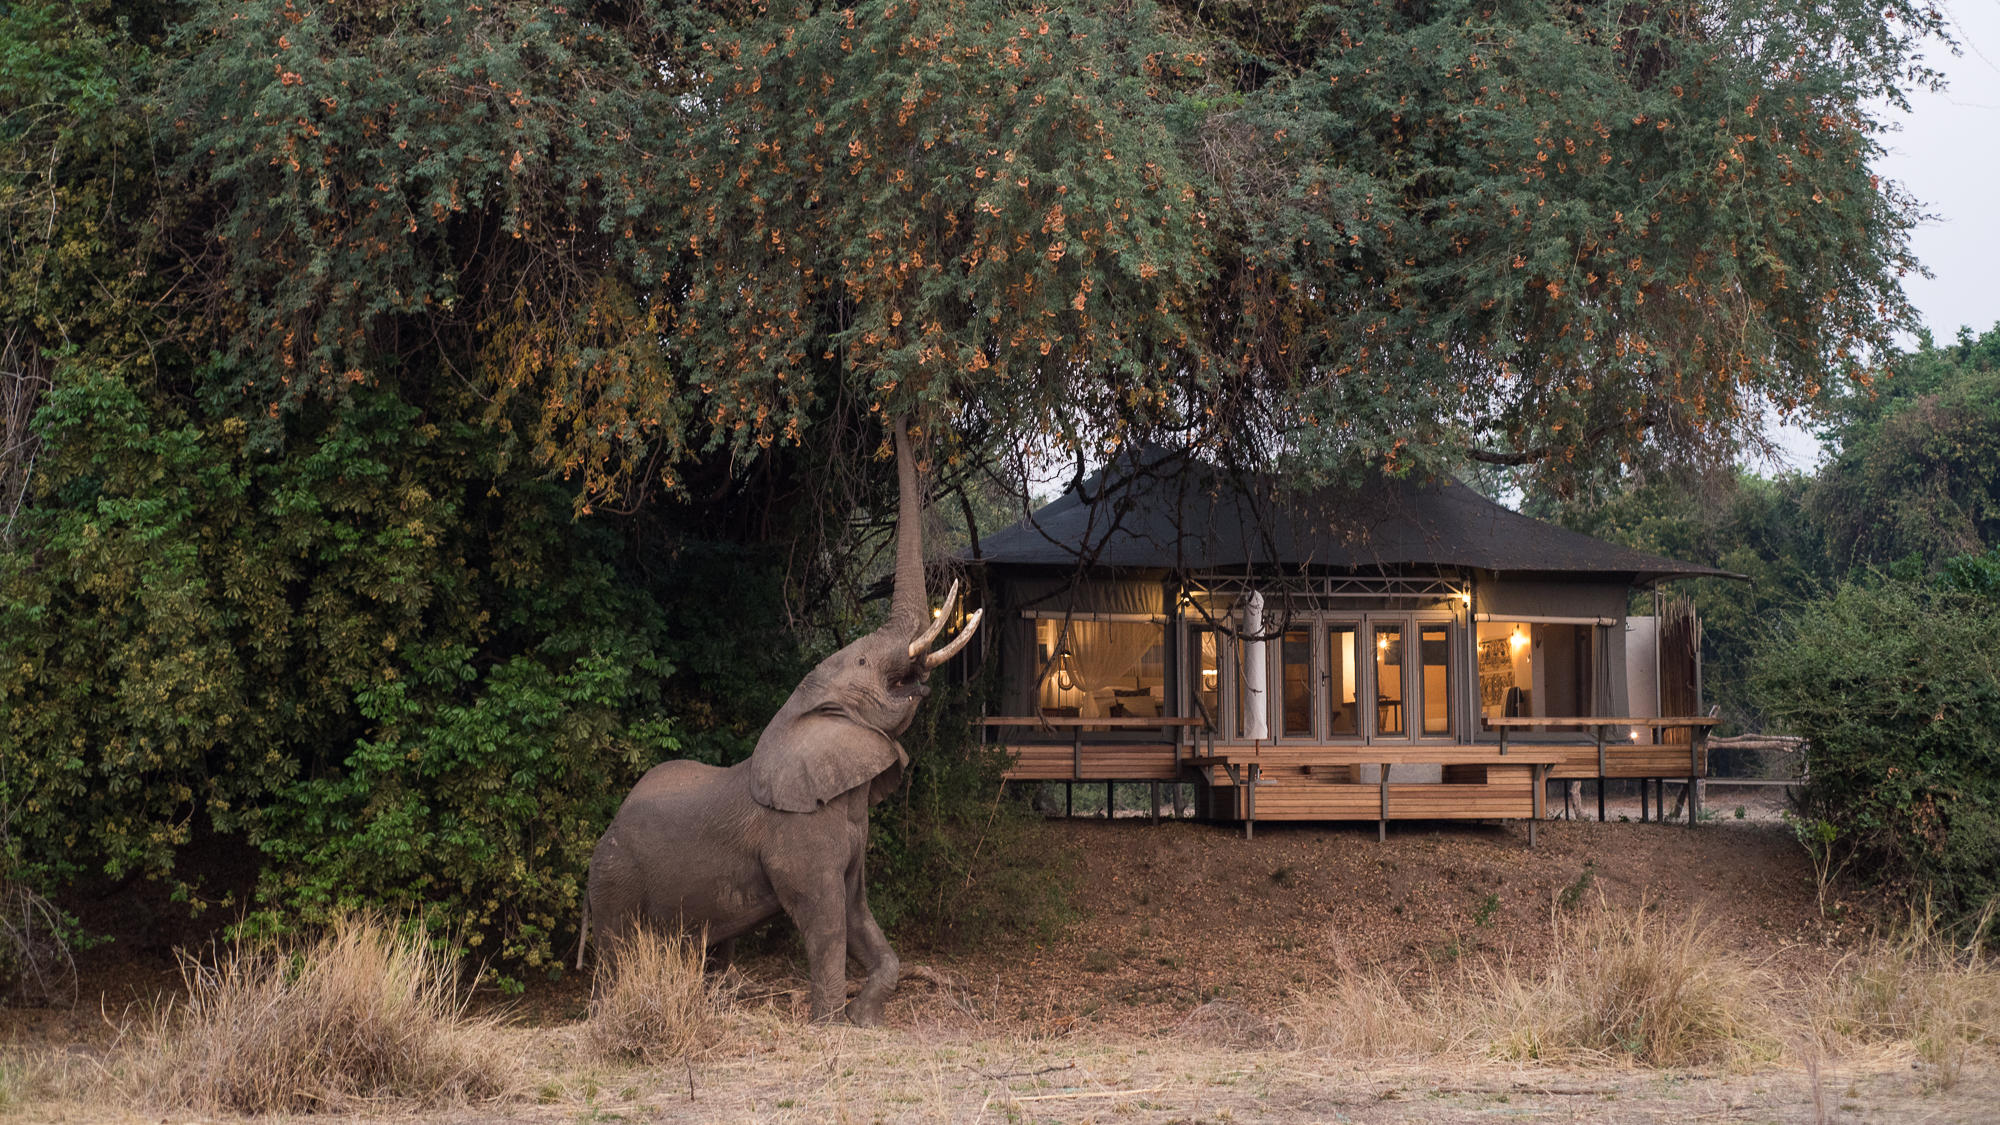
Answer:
(1753, 578, 2000, 932)
(583, 927, 723, 1064)
(134, 914, 516, 1113)
(1474, 901, 1779, 1067)
(0, 875, 76, 1006)
(1822, 903, 2000, 1086)
(0, 369, 804, 972)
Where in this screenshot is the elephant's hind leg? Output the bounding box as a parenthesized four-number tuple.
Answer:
(842, 859, 899, 1027)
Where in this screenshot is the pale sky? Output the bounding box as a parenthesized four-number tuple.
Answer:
(1882, 0, 2000, 344)
(1759, 0, 2000, 472)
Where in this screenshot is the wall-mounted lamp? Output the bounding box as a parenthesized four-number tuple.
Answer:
(1509, 627, 1530, 653)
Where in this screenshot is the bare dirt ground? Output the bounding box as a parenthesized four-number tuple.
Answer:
(7, 814, 1992, 1123)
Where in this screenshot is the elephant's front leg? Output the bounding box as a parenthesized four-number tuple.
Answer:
(773, 874, 849, 1022)
(843, 853, 899, 1027)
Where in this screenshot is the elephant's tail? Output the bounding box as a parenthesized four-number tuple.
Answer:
(575, 892, 590, 972)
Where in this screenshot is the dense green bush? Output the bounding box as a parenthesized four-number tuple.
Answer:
(0, 366, 799, 970)
(1753, 576, 2000, 931)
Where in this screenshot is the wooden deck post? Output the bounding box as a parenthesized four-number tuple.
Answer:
(1688, 729, 1700, 827)
(1149, 780, 1161, 824)
(1106, 780, 1115, 821)
(1244, 763, 1258, 840)
(1064, 781, 1072, 818)
(1596, 722, 1607, 823)
(1378, 762, 1390, 842)
(1529, 764, 1543, 847)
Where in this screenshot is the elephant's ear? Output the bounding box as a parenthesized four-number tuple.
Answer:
(748, 710, 909, 813)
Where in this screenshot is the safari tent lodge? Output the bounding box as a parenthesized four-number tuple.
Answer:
(961, 455, 1729, 840)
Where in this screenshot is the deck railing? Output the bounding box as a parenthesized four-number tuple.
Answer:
(1483, 715, 1719, 824)
(982, 712, 1723, 833)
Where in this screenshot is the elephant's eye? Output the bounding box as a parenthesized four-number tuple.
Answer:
(857, 657, 866, 666)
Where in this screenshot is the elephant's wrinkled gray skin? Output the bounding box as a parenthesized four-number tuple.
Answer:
(582, 420, 979, 1026)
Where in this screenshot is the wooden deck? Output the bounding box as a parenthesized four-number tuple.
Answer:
(985, 714, 1719, 839)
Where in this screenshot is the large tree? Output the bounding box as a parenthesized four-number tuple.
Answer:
(147, 0, 1938, 496)
(0, 0, 1951, 967)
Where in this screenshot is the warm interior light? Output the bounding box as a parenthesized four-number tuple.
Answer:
(1377, 636, 1389, 651)
(1457, 592, 1472, 606)
(1509, 628, 1529, 652)
(1054, 650, 1079, 692)
(1630, 730, 1641, 741)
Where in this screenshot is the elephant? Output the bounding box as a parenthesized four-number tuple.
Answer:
(580, 419, 980, 1026)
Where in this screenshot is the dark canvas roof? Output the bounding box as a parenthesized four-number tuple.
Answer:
(971, 455, 1736, 584)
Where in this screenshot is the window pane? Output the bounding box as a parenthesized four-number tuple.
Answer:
(1326, 624, 1359, 736)
(1281, 628, 1312, 738)
(1374, 623, 1406, 736)
(1420, 624, 1452, 736)
(1189, 626, 1220, 730)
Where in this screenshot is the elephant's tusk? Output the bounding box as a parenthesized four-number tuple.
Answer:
(924, 608, 983, 669)
(907, 579, 958, 659)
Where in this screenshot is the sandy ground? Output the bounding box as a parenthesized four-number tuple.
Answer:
(6, 816, 1991, 1123)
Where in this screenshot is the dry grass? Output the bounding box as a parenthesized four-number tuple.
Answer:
(582, 926, 725, 1065)
(1818, 904, 2000, 1086)
(1284, 899, 1782, 1068)
(128, 914, 518, 1114)
(1473, 899, 1781, 1067)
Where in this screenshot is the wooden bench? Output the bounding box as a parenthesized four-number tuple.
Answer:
(1187, 745, 1570, 844)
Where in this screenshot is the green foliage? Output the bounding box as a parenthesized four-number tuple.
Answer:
(1541, 471, 1832, 731)
(1811, 325, 2000, 569)
(1754, 577, 2000, 935)
(0, 364, 798, 967)
(866, 673, 1076, 949)
(0, 0, 1960, 974)
(152, 0, 690, 497)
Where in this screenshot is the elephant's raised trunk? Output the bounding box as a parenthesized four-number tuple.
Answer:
(888, 418, 927, 635)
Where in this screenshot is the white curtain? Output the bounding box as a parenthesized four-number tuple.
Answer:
(1063, 621, 1157, 693)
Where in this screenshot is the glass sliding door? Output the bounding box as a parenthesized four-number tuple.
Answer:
(1280, 627, 1314, 738)
(1420, 622, 1453, 737)
(1373, 623, 1407, 737)
(1189, 625, 1220, 731)
(1325, 623, 1360, 737)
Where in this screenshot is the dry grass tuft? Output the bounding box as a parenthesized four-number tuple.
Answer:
(1282, 966, 1445, 1059)
(1473, 900, 1781, 1067)
(132, 914, 516, 1114)
(583, 927, 724, 1064)
(1287, 901, 1782, 1068)
(1819, 904, 2000, 1086)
